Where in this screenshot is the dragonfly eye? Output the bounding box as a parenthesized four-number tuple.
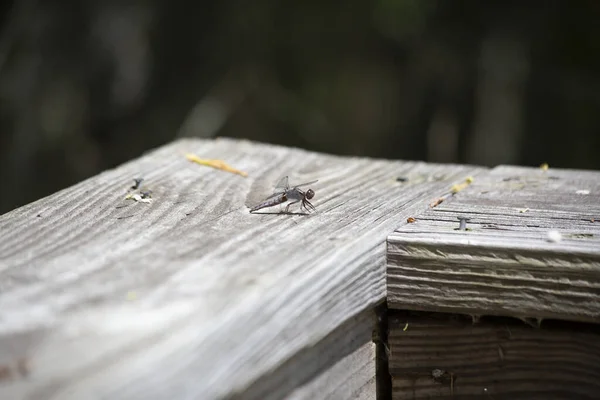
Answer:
(305, 189, 315, 200)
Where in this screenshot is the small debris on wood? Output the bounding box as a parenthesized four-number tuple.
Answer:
(403, 322, 409, 331)
(546, 230, 562, 243)
(125, 192, 152, 203)
(567, 233, 594, 239)
(431, 368, 453, 386)
(430, 177, 473, 208)
(576, 189, 590, 195)
(186, 153, 248, 177)
(430, 197, 445, 208)
(481, 223, 504, 230)
(131, 178, 144, 190)
(124, 177, 153, 203)
(450, 176, 474, 194)
(396, 176, 408, 182)
(431, 369, 445, 380)
(124, 179, 153, 203)
(406, 217, 416, 223)
(430, 193, 453, 208)
(518, 207, 529, 213)
(540, 162, 549, 171)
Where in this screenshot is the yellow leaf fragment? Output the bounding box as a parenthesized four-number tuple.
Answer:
(540, 162, 549, 171)
(186, 153, 248, 177)
(450, 176, 474, 194)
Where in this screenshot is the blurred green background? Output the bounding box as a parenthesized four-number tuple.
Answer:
(1, 0, 599, 214)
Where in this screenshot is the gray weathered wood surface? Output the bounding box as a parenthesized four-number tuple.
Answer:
(285, 309, 376, 400)
(387, 165, 600, 323)
(0, 138, 482, 399)
(289, 342, 376, 400)
(388, 313, 600, 399)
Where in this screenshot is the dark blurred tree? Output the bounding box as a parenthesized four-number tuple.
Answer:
(1, 0, 599, 214)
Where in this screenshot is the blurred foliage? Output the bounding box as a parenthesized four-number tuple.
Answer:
(373, 0, 433, 43)
(1, 0, 599, 214)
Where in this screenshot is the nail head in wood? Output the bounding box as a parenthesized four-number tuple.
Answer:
(457, 216, 471, 231)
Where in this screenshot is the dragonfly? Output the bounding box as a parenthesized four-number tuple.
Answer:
(249, 176, 318, 214)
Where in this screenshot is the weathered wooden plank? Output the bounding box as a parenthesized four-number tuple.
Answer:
(239, 307, 378, 400)
(285, 310, 376, 400)
(387, 165, 600, 323)
(288, 342, 376, 400)
(388, 313, 600, 400)
(0, 138, 482, 399)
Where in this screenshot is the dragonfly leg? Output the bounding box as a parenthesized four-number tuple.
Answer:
(302, 199, 316, 213)
(285, 200, 300, 213)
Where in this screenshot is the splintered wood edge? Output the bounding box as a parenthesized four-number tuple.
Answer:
(387, 314, 600, 399)
(386, 233, 600, 324)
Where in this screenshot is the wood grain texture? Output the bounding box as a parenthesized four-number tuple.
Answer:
(387, 165, 600, 323)
(0, 138, 482, 399)
(240, 307, 377, 400)
(388, 313, 600, 400)
(285, 309, 376, 400)
(289, 343, 376, 400)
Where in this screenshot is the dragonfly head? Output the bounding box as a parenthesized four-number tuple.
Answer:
(305, 189, 315, 200)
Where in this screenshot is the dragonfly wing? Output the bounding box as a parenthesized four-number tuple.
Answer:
(261, 189, 286, 201)
(292, 179, 319, 189)
(273, 176, 290, 192)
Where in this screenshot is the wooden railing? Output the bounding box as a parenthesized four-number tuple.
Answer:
(0, 138, 598, 399)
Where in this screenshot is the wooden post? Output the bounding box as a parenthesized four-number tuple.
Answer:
(387, 165, 600, 398)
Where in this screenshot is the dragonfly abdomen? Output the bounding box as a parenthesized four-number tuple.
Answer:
(249, 193, 287, 213)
